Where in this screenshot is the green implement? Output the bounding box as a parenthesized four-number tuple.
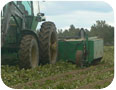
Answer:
(58, 30, 103, 66)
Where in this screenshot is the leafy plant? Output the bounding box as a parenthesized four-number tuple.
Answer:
(1, 46, 114, 89)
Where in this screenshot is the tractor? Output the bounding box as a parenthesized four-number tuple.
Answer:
(1, 1, 103, 69)
(1, 1, 58, 68)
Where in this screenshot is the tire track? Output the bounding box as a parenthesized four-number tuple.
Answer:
(40, 67, 114, 89)
(79, 76, 113, 89)
(12, 64, 113, 89)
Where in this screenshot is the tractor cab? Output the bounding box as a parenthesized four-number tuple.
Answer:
(15, 1, 45, 30)
(1, 1, 45, 47)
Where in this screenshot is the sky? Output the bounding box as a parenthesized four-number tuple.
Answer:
(37, 1, 114, 31)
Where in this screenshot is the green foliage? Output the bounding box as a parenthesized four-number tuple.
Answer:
(1, 46, 114, 89)
(1, 61, 77, 87)
(89, 20, 114, 45)
(58, 25, 87, 37)
(58, 20, 114, 45)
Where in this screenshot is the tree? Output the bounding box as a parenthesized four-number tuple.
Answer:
(89, 20, 114, 45)
(57, 29, 63, 37)
(57, 20, 114, 45)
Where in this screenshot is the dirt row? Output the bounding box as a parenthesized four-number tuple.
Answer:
(39, 67, 114, 88)
(12, 64, 104, 88)
(79, 76, 113, 89)
(12, 64, 113, 89)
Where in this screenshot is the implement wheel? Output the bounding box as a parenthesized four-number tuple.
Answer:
(38, 21, 58, 64)
(19, 35, 39, 69)
(76, 50, 84, 67)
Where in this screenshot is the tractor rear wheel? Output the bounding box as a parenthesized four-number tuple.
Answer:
(38, 21, 58, 64)
(19, 35, 39, 69)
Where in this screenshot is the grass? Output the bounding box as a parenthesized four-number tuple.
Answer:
(1, 46, 114, 89)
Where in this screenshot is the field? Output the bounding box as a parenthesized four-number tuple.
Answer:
(1, 46, 114, 89)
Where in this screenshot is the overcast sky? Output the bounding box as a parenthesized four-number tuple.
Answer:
(38, 1, 114, 30)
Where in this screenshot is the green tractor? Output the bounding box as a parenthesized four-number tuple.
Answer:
(1, 1, 58, 68)
(1, 1, 104, 69)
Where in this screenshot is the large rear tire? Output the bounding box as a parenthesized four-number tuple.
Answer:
(19, 35, 39, 69)
(38, 21, 58, 64)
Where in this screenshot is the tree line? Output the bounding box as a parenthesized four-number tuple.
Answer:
(57, 20, 114, 45)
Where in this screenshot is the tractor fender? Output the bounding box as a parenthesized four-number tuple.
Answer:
(20, 30, 39, 43)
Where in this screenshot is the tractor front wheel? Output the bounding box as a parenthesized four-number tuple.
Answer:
(19, 35, 39, 69)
